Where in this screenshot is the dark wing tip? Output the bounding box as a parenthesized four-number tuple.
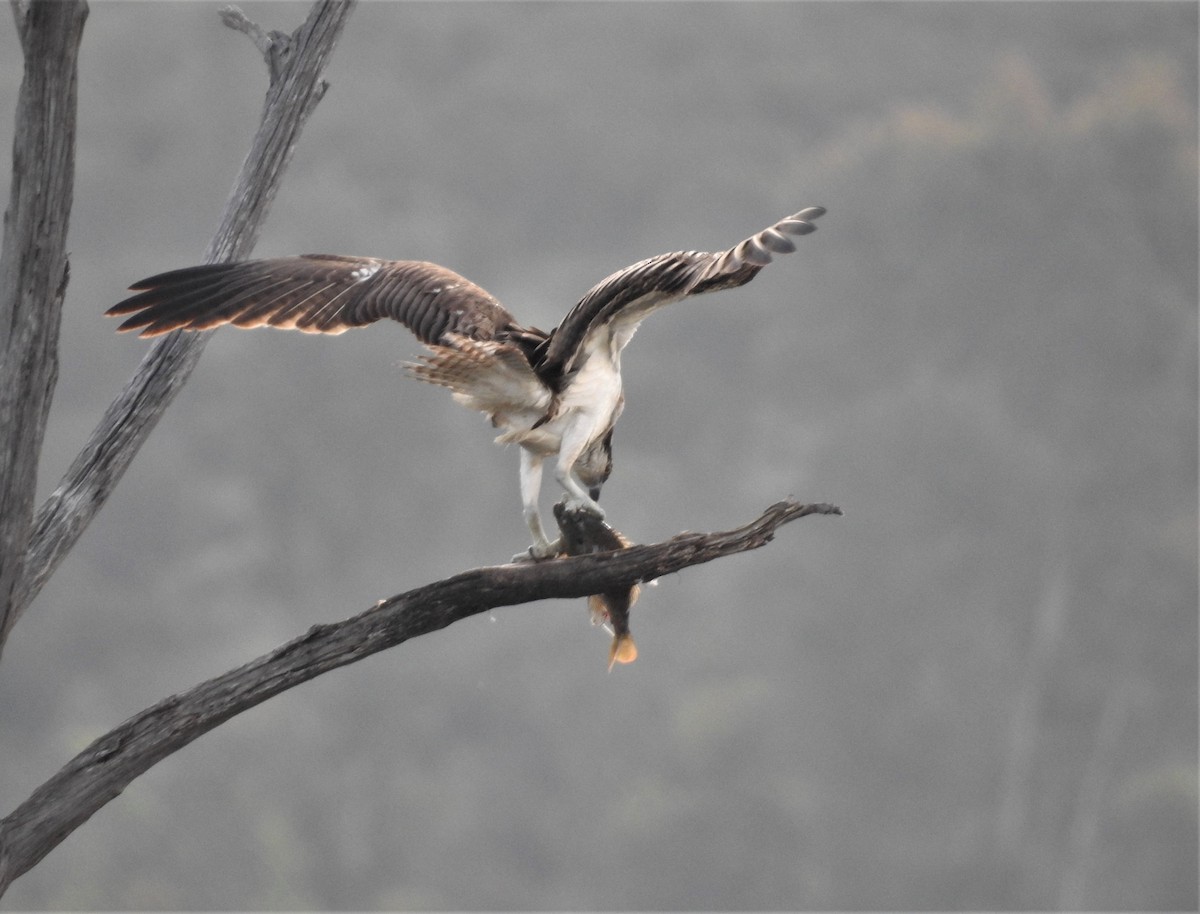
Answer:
(114, 315, 157, 336)
(105, 291, 178, 335)
(105, 262, 257, 335)
(735, 206, 825, 266)
(104, 301, 139, 317)
(111, 310, 195, 337)
(687, 205, 827, 292)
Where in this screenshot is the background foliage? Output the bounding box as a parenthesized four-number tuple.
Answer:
(0, 2, 1195, 908)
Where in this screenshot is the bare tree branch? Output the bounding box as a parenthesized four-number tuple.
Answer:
(0, 498, 840, 895)
(0, 0, 87, 653)
(5, 0, 356, 640)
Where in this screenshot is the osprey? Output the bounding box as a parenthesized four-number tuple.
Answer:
(108, 206, 825, 557)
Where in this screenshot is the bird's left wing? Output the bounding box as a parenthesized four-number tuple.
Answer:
(106, 254, 520, 345)
(538, 206, 825, 376)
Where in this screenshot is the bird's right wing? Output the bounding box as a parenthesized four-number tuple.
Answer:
(538, 207, 825, 376)
(106, 254, 520, 345)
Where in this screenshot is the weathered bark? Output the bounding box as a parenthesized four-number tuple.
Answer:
(0, 0, 87, 653)
(0, 498, 840, 895)
(4, 0, 357, 642)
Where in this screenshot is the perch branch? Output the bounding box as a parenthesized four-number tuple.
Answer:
(0, 498, 839, 893)
(8, 0, 355, 632)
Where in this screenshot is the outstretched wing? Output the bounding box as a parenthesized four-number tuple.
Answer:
(106, 254, 520, 344)
(538, 206, 825, 376)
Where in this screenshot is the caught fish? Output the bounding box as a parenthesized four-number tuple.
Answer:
(553, 502, 640, 670)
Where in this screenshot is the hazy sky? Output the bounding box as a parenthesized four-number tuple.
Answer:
(1, 3, 1195, 909)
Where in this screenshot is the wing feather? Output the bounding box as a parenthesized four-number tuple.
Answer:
(407, 334, 553, 420)
(539, 206, 825, 375)
(107, 254, 519, 344)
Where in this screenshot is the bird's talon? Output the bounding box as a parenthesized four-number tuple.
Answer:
(563, 499, 605, 520)
(516, 537, 563, 563)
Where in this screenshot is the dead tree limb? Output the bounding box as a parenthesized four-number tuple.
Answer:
(0, 0, 87, 654)
(0, 498, 840, 895)
(4, 0, 356, 643)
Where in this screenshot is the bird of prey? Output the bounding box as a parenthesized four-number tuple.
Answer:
(107, 206, 825, 558)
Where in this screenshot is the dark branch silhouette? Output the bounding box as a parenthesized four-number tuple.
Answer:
(0, 499, 840, 891)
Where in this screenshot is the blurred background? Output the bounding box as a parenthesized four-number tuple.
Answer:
(0, 2, 1195, 909)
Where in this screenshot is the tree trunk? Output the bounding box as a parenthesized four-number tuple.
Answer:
(0, 0, 87, 654)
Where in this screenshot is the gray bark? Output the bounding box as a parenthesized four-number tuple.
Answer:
(0, 0, 87, 653)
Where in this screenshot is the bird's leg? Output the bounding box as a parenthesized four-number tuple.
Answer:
(554, 424, 606, 518)
(515, 449, 561, 561)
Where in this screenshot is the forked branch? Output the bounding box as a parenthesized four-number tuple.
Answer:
(7, 0, 355, 635)
(0, 498, 839, 893)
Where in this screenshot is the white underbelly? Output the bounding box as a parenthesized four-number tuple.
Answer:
(496, 350, 623, 456)
(559, 352, 623, 416)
